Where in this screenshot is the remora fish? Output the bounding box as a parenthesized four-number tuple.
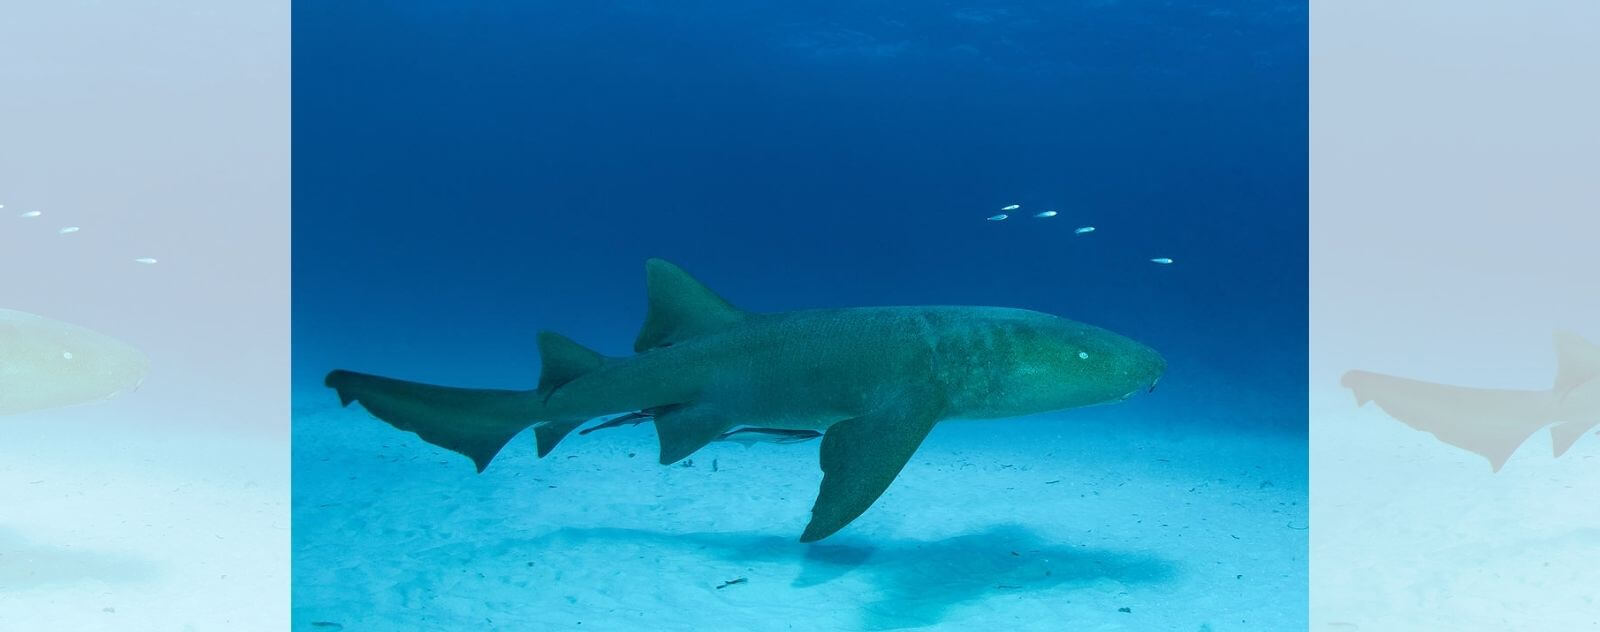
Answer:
(326, 259, 1165, 542)
(1, 309, 148, 415)
(716, 427, 822, 446)
(580, 410, 821, 446)
(1342, 330, 1600, 471)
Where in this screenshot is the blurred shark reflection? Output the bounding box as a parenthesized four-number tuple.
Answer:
(1342, 331, 1599, 471)
(0, 309, 148, 416)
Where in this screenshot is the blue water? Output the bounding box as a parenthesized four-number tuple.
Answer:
(293, 1, 1306, 629)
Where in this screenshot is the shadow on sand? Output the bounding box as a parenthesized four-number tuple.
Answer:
(0, 527, 159, 591)
(539, 523, 1176, 629)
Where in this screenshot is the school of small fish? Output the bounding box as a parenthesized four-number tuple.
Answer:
(986, 203, 1172, 266)
(6, 200, 158, 265)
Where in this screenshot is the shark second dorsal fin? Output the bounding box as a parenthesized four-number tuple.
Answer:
(536, 331, 607, 400)
(634, 258, 746, 352)
(1553, 330, 1600, 396)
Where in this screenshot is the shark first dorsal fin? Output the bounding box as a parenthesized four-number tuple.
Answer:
(1553, 330, 1600, 396)
(536, 331, 607, 400)
(634, 258, 746, 352)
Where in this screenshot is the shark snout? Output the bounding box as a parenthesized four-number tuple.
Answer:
(1116, 341, 1166, 400)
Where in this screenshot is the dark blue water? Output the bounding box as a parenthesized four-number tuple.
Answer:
(293, 2, 1306, 426)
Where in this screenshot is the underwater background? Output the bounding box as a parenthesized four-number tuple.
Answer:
(293, 1, 1306, 630)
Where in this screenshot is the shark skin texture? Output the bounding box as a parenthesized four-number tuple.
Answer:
(1, 308, 147, 416)
(1342, 330, 1600, 472)
(325, 258, 1166, 542)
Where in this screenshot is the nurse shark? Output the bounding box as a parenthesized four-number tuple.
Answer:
(1343, 330, 1600, 471)
(1, 309, 148, 415)
(327, 259, 1166, 541)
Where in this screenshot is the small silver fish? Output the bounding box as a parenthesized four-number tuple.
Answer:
(987, 214, 1008, 221)
(58, 226, 80, 235)
(1074, 226, 1095, 235)
(1001, 204, 1020, 211)
(1150, 257, 1174, 265)
(1033, 211, 1058, 218)
(20, 211, 41, 218)
(133, 257, 158, 265)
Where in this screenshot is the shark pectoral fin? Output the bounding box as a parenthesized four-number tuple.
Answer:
(652, 405, 735, 465)
(800, 403, 941, 543)
(325, 369, 537, 473)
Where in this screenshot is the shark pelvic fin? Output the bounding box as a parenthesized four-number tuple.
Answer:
(634, 258, 747, 352)
(652, 404, 737, 465)
(325, 369, 539, 472)
(536, 331, 607, 401)
(801, 400, 942, 543)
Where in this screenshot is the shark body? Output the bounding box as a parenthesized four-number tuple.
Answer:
(327, 259, 1165, 541)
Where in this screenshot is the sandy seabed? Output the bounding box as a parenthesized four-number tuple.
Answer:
(0, 410, 289, 631)
(1311, 395, 1600, 631)
(293, 397, 1307, 632)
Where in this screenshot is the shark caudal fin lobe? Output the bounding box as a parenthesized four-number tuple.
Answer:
(325, 369, 538, 473)
(634, 258, 748, 352)
(1550, 331, 1600, 457)
(1341, 369, 1557, 472)
(327, 332, 606, 469)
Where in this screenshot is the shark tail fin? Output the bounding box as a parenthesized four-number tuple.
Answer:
(326, 369, 548, 472)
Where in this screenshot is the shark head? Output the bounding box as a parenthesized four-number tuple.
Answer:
(0, 309, 149, 416)
(945, 309, 1165, 418)
(1036, 316, 1166, 407)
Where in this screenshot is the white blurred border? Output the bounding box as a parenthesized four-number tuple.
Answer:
(1312, 1, 1599, 629)
(0, 1, 288, 629)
